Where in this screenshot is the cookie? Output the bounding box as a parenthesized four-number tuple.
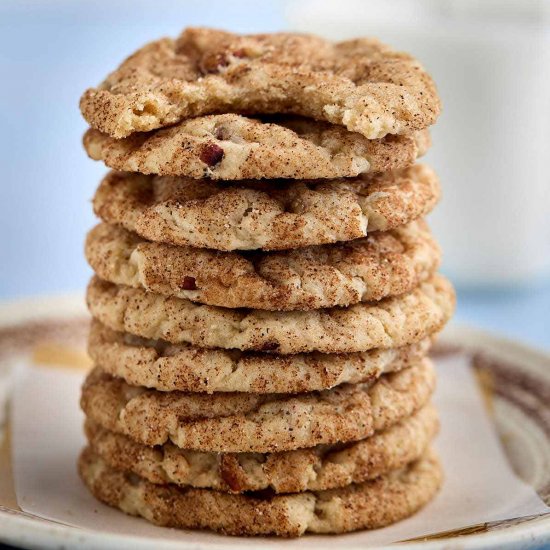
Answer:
(85, 403, 438, 493)
(78, 446, 442, 536)
(85, 221, 441, 310)
(80, 359, 435, 452)
(83, 114, 430, 180)
(86, 274, 455, 354)
(93, 165, 440, 252)
(80, 28, 440, 140)
(88, 320, 432, 393)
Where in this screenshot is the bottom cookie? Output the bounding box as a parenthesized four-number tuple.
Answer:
(78, 447, 442, 537)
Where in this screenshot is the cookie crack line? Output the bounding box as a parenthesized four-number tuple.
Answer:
(85, 220, 441, 310)
(80, 28, 441, 140)
(85, 274, 455, 354)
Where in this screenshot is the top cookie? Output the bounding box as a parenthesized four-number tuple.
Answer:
(83, 115, 429, 180)
(80, 28, 440, 139)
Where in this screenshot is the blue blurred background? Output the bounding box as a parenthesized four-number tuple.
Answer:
(0, 0, 549, 350)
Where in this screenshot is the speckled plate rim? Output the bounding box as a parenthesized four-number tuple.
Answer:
(0, 293, 549, 550)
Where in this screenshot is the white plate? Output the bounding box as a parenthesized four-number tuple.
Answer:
(0, 294, 549, 550)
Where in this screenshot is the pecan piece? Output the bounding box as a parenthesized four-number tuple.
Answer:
(180, 276, 197, 290)
(199, 143, 224, 167)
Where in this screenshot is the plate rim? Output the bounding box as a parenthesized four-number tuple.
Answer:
(1, 500, 549, 550)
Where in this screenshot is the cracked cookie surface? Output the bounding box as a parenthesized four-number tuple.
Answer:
(84, 114, 430, 180)
(80, 28, 440, 140)
(85, 221, 440, 310)
(88, 320, 432, 393)
(93, 165, 440, 251)
(86, 274, 454, 354)
(80, 359, 435, 452)
(85, 403, 438, 493)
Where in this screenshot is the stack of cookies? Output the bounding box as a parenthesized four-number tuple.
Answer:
(78, 28, 455, 537)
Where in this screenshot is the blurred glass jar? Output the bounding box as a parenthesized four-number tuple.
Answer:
(287, 0, 550, 287)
